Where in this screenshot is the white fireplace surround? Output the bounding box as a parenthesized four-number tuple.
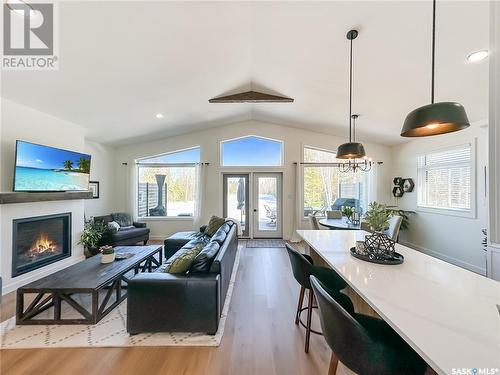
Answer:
(0, 200, 85, 294)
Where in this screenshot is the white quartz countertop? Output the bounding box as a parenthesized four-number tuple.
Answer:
(296, 230, 500, 375)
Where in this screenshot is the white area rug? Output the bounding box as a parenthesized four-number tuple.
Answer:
(0, 249, 241, 349)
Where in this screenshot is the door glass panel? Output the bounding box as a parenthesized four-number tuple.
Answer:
(257, 177, 277, 231)
(224, 176, 247, 234)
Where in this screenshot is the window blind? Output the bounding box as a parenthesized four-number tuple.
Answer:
(417, 144, 472, 211)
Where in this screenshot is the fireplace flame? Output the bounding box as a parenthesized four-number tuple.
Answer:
(29, 233, 58, 257)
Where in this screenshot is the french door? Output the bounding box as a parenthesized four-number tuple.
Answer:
(222, 172, 282, 238)
(222, 174, 250, 237)
(252, 173, 282, 238)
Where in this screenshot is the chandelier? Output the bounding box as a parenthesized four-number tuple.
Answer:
(338, 114, 373, 173)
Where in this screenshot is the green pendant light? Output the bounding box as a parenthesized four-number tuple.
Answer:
(401, 0, 470, 137)
(337, 30, 366, 159)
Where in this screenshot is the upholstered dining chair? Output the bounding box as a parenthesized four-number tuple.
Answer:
(310, 276, 427, 375)
(326, 210, 342, 219)
(308, 214, 326, 230)
(285, 244, 347, 353)
(385, 215, 403, 242)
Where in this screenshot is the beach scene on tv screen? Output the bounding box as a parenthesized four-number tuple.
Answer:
(14, 141, 91, 191)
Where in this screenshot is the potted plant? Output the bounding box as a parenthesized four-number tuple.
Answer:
(79, 220, 109, 258)
(99, 245, 115, 264)
(363, 202, 394, 253)
(364, 202, 390, 233)
(341, 206, 355, 222)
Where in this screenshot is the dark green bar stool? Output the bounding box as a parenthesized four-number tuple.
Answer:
(310, 275, 428, 375)
(285, 244, 348, 353)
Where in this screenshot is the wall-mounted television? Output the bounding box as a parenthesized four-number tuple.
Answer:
(13, 140, 92, 192)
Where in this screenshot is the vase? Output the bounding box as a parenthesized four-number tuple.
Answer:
(100, 252, 115, 264)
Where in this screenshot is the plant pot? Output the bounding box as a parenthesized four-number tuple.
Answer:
(84, 247, 100, 258)
(100, 252, 115, 264)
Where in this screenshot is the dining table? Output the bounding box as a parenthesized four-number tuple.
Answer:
(296, 229, 500, 375)
(319, 217, 361, 230)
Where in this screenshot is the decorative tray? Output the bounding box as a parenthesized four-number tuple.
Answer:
(350, 247, 404, 265)
(115, 252, 134, 260)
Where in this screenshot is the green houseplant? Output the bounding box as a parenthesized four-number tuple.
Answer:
(364, 202, 390, 232)
(341, 206, 355, 221)
(79, 220, 109, 258)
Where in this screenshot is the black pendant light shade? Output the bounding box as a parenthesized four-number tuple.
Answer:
(401, 101, 470, 137)
(337, 30, 368, 160)
(336, 142, 366, 159)
(401, 0, 469, 137)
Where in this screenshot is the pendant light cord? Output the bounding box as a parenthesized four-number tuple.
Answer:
(349, 36, 353, 142)
(431, 0, 436, 104)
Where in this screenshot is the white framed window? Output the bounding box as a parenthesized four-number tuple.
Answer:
(220, 135, 283, 167)
(136, 147, 200, 219)
(417, 142, 475, 217)
(302, 146, 369, 217)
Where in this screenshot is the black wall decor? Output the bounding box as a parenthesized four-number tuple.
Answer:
(393, 177, 404, 186)
(392, 186, 404, 198)
(403, 178, 415, 192)
(392, 177, 414, 197)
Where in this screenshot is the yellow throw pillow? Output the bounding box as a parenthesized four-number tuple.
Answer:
(205, 215, 225, 236)
(164, 245, 203, 274)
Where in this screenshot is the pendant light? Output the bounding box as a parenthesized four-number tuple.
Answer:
(401, 0, 469, 137)
(337, 30, 366, 159)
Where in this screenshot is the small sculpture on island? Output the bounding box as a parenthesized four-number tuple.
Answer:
(351, 202, 400, 264)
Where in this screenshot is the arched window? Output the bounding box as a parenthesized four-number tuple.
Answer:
(221, 136, 283, 167)
(136, 147, 200, 218)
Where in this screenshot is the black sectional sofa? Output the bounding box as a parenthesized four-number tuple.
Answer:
(127, 220, 238, 335)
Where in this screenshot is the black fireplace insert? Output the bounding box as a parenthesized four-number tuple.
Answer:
(12, 213, 71, 277)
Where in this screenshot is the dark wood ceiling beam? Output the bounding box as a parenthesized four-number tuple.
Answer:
(209, 90, 294, 103)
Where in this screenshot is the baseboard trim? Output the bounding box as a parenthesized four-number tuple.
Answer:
(400, 240, 486, 276)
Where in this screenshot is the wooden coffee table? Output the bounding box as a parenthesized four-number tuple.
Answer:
(16, 245, 162, 325)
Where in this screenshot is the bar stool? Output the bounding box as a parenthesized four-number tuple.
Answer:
(285, 244, 348, 353)
(310, 275, 428, 375)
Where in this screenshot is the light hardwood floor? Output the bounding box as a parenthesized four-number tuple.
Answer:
(1, 245, 356, 375)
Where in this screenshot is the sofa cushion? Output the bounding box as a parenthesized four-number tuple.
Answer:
(113, 227, 150, 241)
(112, 213, 133, 227)
(219, 223, 231, 234)
(163, 245, 203, 274)
(182, 235, 210, 250)
(211, 227, 227, 244)
(205, 215, 225, 236)
(190, 242, 221, 273)
(95, 215, 114, 224)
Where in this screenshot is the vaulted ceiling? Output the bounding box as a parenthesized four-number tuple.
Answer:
(1, 1, 490, 146)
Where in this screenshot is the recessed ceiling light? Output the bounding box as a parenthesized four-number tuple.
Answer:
(155, 113, 164, 119)
(467, 50, 488, 62)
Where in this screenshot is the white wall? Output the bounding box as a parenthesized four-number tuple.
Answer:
(114, 120, 392, 240)
(487, 0, 500, 281)
(84, 141, 116, 218)
(0, 99, 115, 294)
(390, 123, 488, 274)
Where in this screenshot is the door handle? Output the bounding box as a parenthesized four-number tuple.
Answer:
(253, 209, 258, 212)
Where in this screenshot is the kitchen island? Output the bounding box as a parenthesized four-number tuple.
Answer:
(296, 229, 500, 375)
